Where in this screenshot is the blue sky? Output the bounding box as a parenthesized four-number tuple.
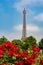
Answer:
(0, 0, 43, 41)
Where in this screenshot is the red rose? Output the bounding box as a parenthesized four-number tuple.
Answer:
(31, 52, 38, 59)
(40, 59, 43, 65)
(18, 53, 23, 58)
(1, 63, 5, 65)
(5, 41, 16, 50)
(7, 50, 14, 56)
(31, 45, 40, 52)
(5, 41, 11, 48)
(23, 50, 28, 58)
(25, 57, 34, 65)
(16, 61, 24, 65)
(0, 43, 5, 50)
(10, 43, 16, 49)
(0, 50, 4, 55)
(13, 51, 18, 55)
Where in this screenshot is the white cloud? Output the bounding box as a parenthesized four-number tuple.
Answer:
(13, 24, 43, 42)
(14, 0, 43, 22)
(14, 0, 29, 12)
(27, 24, 40, 32)
(14, 0, 43, 12)
(14, 24, 40, 32)
(0, 31, 21, 41)
(0, 24, 43, 42)
(14, 0, 43, 23)
(34, 13, 43, 22)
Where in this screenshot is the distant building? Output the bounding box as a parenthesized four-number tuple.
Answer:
(21, 8, 26, 40)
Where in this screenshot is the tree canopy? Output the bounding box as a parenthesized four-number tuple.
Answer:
(0, 36, 8, 44)
(23, 36, 37, 49)
(39, 38, 43, 49)
(12, 39, 23, 49)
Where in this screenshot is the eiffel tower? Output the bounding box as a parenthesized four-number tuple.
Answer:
(21, 8, 26, 40)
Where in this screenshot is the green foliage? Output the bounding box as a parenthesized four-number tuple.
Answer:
(12, 39, 23, 49)
(39, 38, 43, 49)
(0, 36, 8, 45)
(22, 42, 29, 50)
(23, 36, 37, 49)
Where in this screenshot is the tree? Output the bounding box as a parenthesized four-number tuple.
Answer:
(23, 36, 37, 49)
(0, 36, 8, 44)
(39, 38, 43, 53)
(12, 39, 23, 49)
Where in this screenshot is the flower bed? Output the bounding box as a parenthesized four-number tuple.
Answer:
(0, 41, 43, 65)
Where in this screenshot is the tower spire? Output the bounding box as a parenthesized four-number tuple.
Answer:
(21, 8, 26, 40)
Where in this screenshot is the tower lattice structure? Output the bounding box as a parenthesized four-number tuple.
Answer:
(21, 8, 26, 40)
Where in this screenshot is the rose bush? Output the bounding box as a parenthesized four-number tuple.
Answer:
(0, 41, 43, 65)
